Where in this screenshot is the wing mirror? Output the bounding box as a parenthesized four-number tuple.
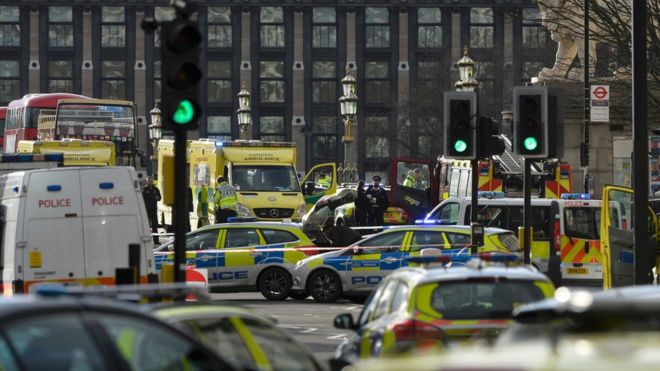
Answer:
(334, 313, 357, 330)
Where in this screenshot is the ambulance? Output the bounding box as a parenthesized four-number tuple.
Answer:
(157, 139, 335, 229)
(17, 139, 116, 166)
(0, 166, 156, 295)
(424, 193, 605, 286)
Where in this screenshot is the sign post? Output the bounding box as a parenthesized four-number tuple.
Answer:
(590, 85, 610, 123)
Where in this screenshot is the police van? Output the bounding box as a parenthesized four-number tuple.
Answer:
(0, 166, 156, 294)
(424, 193, 605, 286)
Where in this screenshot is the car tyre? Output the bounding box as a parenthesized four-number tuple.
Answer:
(288, 291, 309, 300)
(308, 269, 342, 303)
(258, 268, 292, 301)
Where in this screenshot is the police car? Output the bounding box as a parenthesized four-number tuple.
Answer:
(291, 225, 520, 303)
(330, 254, 555, 369)
(154, 222, 317, 300)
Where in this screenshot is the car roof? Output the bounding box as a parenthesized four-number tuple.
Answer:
(376, 224, 512, 235)
(388, 264, 549, 287)
(150, 302, 273, 323)
(196, 222, 303, 230)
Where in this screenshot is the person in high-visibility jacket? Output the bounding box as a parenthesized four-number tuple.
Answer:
(213, 176, 238, 223)
(403, 170, 416, 188)
(197, 184, 210, 228)
(317, 173, 331, 189)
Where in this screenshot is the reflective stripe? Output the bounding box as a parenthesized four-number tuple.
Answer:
(230, 317, 271, 370)
(214, 182, 237, 210)
(352, 254, 381, 271)
(117, 329, 137, 361)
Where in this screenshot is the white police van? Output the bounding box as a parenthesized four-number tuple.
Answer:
(0, 165, 156, 294)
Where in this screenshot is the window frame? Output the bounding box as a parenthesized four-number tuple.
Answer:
(101, 6, 126, 48)
(207, 6, 232, 49)
(260, 7, 285, 48)
(100, 60, 127, 100)
(469, 7, 494, 49)
(0, 6, 20, 48)
(312, 7, 337, 49)
(365, 7, 390, 49)
(48, 6, 74, 48)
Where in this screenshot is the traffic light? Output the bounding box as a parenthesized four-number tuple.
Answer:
(160, 18, 202, 131)
(444, 92, 477, 159)
(478, 117, 506, 158)
(513, 86, 563, 159)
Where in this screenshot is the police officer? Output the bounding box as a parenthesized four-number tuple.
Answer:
(317, 173, 331, 189)
(197, 183, 210, 227)
(213, 176, 238, 223)
(365, 175, 389, 226)
(142, 176, 161, 243)
(403, 170, 416, 188)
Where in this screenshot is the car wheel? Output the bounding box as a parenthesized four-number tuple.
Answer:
(309, 269, 342, 303)
(258, 268, 292, 301)
(288, 291, 309, 300)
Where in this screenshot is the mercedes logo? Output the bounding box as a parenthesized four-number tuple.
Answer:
(269, 208, 280, 218)
(268, 196, 276, 202)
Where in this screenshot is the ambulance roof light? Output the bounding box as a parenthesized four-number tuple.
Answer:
(561, 193, 592, 200)
(478, 191, 506, 199)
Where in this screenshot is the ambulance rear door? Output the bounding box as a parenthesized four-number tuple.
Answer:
(22, 170, 85, 287)
(80, 167, 151, 283)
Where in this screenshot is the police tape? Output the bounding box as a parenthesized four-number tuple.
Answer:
(155, 243, 475, 254)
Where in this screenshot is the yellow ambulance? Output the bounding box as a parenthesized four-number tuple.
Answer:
(157, 139, 335, 229)
(16, 140, 116, 166)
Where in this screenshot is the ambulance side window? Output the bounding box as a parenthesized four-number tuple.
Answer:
(429, 202, 459, 224)
(225, 229, 260, 248)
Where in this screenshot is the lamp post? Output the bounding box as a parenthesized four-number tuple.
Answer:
(339, 68, 357, 182)
(456, 46, 477, 92)
(237, 83, 252, 140)
(148, 102, 162, 176)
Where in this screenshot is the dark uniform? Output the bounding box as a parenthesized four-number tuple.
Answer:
(365, 177, 389, 226)
(355, 185, 370, 226)
(142, 183, 161, 243)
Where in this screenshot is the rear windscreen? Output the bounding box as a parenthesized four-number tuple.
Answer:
(563, 207, 600, 240)
(424, 281, 546, 319)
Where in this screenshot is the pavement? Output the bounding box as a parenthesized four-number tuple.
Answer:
(211, 292, 363, 362)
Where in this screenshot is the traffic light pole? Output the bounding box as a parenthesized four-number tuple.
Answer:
(523, 158, 532, 264)
(173, 129, 188, 283)
(470, 159, 479, 254)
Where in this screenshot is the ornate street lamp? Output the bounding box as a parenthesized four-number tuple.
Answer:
(455, 46, 479, 92)
(237, 83, 252, 140)
(340, 68, 357, 144)
(148, 102, 162, 175)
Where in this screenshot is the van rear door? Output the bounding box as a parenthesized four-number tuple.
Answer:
(80, 168, 150, 283)
(23, 170, 85, 288)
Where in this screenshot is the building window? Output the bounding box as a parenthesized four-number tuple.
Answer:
(48, 60, 73, 92)
(153, 60, 161, 101)
(260, 7, 284, 48)
(0, 6, 20, 47)
(523, 61, 544, 82)
(101, 7, 125, 48)
(260, 61, 285, 103)
(0, 60, 20, 102)
(313, 8, 336, 48)
(470, 8, 494, 48)
(49, 6, 74, 48)
(312, 61, 336, 103)
(417, 61, 442, 91)
(208, 7, 231, 48)
(207, 116, 232, 140)
(208, 61, 232, 103)
(101, 61, 125, 99)
(154, 7, 176, 48)
(365, 7, 389, 48)
(259, 116, 285, 142)
(365, 61, 389, 104)
(311, 116, 338, 162)
(417, 8, 442, 48)
(522, 8, 546, 49)
(364, 116, 390, 158)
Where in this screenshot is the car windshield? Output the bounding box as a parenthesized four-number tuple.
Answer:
(421, 280, 546, 320)
(232, 165, 300, 192)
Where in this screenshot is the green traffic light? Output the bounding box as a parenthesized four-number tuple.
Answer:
(523, 136, 538, 151)
(454, 140, 468, 153)
(172, 100, 195, 125)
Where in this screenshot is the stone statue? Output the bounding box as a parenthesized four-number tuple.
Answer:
(537, 0, 598, 81)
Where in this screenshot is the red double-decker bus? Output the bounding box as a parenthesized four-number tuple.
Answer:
(4, 93, 88, 153)
(0, 107, 6, 150)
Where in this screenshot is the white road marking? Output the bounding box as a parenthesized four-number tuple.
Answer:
(301, 327, 319, 333)
(326, 334, 347, 340)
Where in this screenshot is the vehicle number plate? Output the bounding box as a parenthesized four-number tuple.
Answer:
(567, 267, 588, 275)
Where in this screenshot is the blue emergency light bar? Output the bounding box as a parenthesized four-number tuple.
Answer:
(415, 218, 450, 225)
(478, 191, 506, 199)
(560, 193, 592, 200)
(406, 252, 521, 265)
(227, 216, 259, 223)
(0, 153, 65, 163)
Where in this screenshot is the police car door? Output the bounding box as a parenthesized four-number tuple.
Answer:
(348, 231, 406, 292)
(221, 228, 262, 286)
(184, 228, 221, 284)
(601, 186, 658, 288)
(406, 231, 447, 259)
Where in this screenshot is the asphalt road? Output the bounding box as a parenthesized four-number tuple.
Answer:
(211, 292, 363, 362)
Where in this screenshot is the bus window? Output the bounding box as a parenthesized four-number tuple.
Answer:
(564, 207, 600, 240)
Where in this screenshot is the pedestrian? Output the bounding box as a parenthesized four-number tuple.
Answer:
(197, 183, 210, 228)
(322, 218, 362, 247)
(213, 176, 238, 223)
(142, 176, 161, 244)
(354, 180, 370, 226)
(186, 186, 193, 232)
(403, 170, 416, 188)
(317, 173, 331, 189)
(365, 175, 389, 226)
(137, 172, 146, 188)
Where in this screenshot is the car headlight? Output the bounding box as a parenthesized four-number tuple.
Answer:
(236, 203, 254, 217)
(296, 203, 306, 219)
